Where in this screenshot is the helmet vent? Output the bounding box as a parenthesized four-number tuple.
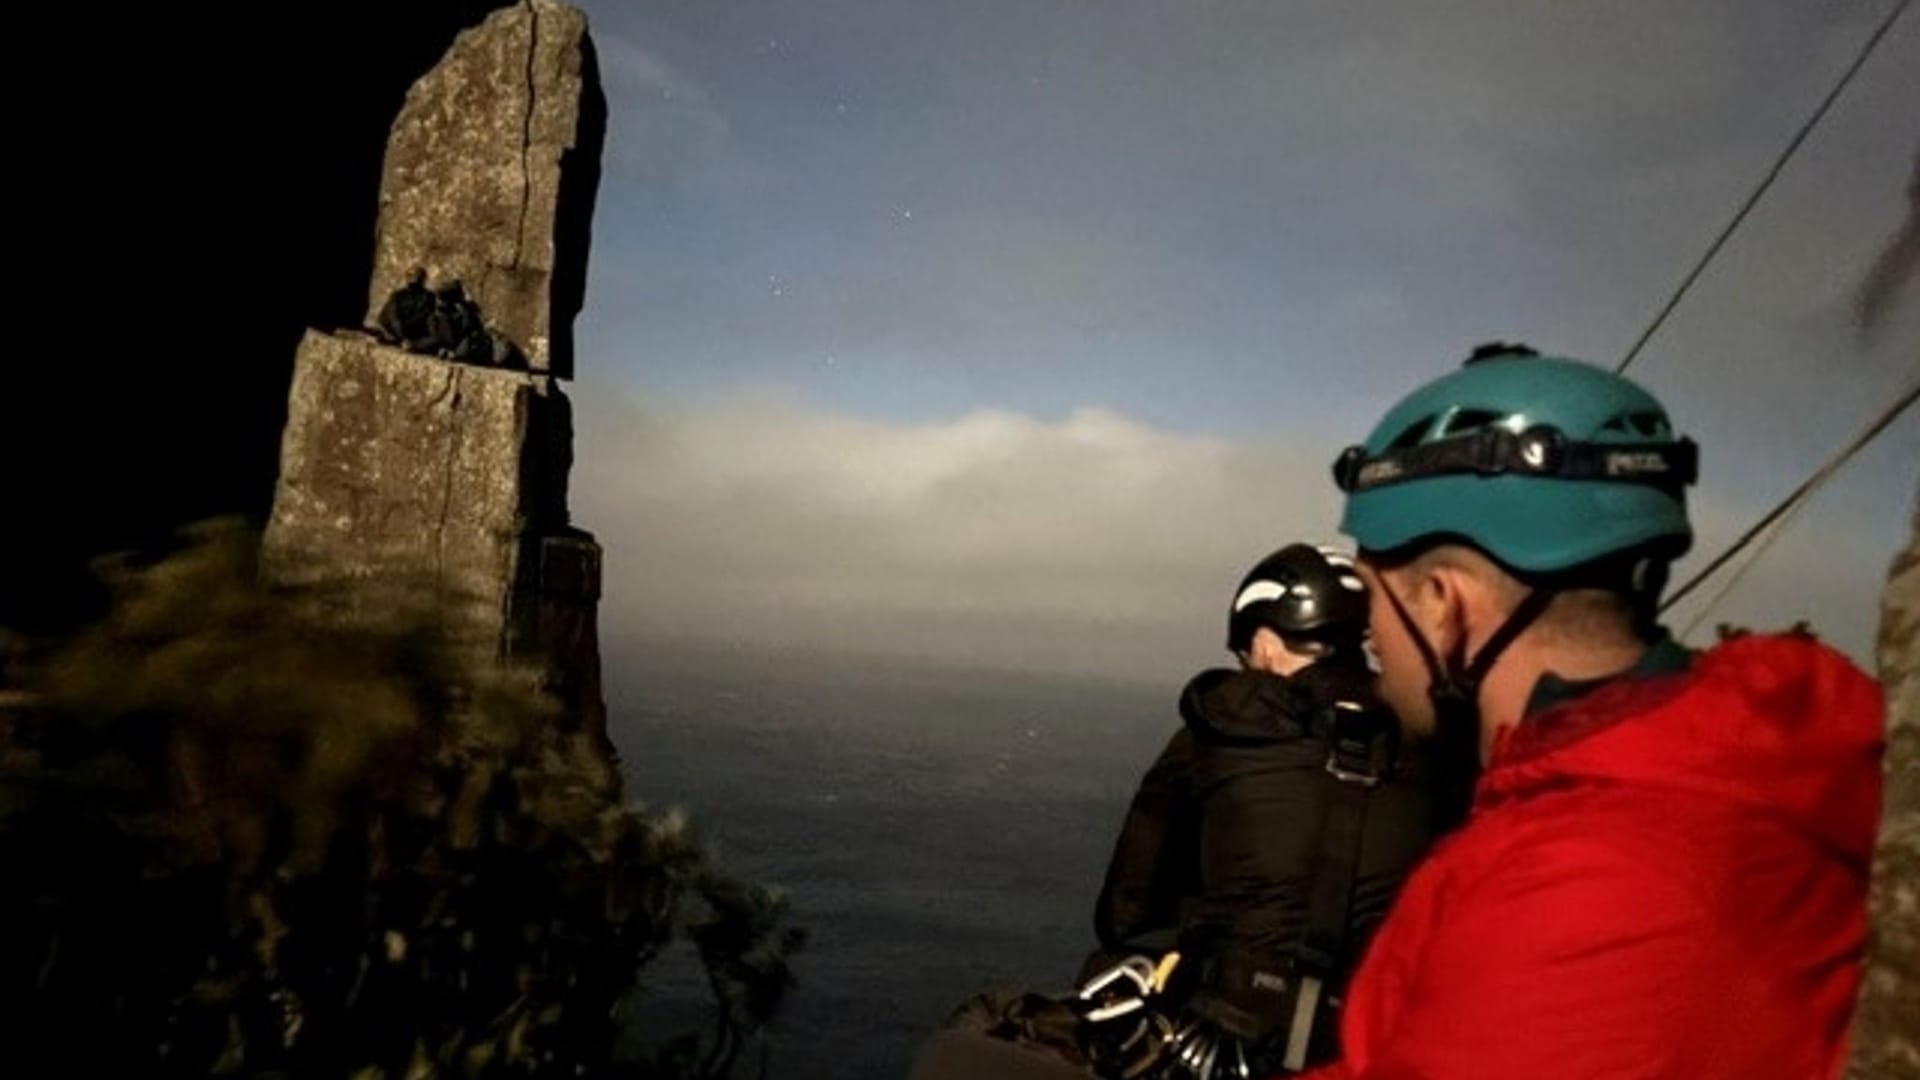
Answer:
(1600, 410, 1672, 438)
(1386, 418, 1433, 450)
(1439, 409, 1504, 437)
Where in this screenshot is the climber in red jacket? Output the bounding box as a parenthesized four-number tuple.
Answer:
(1295, 343, 1885, 1080)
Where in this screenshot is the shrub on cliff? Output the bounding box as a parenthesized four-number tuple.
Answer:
(0, 518, 802, 1077)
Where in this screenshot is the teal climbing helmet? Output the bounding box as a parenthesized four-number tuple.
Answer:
(1332, 343, 1698, 575)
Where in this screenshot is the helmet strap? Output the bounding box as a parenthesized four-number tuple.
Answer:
(1379, 577, 1554, 832)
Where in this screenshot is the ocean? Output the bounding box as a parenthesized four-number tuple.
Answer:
(607, 638, 1182, 1079)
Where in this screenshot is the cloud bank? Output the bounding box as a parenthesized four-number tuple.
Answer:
(573, 390, 1343, 684)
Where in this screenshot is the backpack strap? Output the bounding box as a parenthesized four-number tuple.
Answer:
(1282, 698, 1393, 1071)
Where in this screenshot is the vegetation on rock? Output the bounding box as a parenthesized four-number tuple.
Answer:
(1, 517, 802, 1077)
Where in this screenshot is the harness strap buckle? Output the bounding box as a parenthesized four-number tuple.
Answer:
(1323, 700, 1389, 788)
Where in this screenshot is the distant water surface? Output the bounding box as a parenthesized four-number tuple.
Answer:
(608, 638, 1179, 1079)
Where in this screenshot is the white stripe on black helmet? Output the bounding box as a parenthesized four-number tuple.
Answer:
(1227, 542, 1371, 654)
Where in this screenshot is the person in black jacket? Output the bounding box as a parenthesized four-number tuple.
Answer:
(1077, 543, 1439, 1077)
(907, 544, 1439, 1080)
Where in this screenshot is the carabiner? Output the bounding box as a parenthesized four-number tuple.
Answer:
(1078, 955, 1158, 1001)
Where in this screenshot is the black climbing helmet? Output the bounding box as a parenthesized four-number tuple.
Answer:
(1226, 543, 1371, 655)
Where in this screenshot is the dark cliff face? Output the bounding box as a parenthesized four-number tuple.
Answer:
(6, 1, 516, 637)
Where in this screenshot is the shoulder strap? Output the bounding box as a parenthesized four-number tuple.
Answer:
(1282, 699, 1391, 1071)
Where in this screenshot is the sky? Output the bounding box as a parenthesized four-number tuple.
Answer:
(563, 0, 1920, 686)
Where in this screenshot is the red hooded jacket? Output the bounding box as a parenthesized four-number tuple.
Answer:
(1294, 632, 1885, 1080)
